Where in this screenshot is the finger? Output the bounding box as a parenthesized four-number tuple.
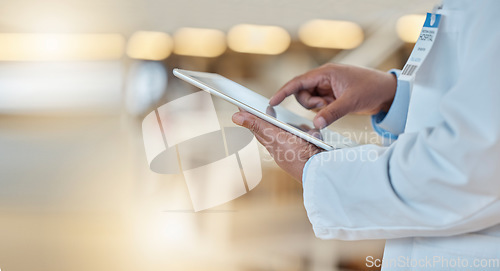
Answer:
(298, 124, 312, 132)
(295, 90, 326, 109)
(269, 73, 325, 106)
(232, 111, 280, 144)
(306, 129, 323, 140)
(313, 95, 352, 129)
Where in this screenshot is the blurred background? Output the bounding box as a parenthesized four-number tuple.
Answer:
(0, 0, 439, 270)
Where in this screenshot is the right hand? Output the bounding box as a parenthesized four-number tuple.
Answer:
(269, 63, 397, 129)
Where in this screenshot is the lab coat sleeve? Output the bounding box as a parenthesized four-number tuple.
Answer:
(302, 3, 500, 240)
(371, 69, 410, 139)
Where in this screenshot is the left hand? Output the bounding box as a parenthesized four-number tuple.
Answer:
(232, 110, 323, 183)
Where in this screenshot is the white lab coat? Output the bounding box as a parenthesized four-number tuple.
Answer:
(302, 0, 500, 270)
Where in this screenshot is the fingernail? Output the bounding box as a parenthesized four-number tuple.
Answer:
(232, 113, 245, 125)
(316, 101, 325, 108)
(314, 116, 326, 129)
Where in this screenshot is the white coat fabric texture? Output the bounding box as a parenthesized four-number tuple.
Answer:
(302, 0, 500, 270)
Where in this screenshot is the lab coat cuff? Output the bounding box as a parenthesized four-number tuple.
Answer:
(302, 150, 330, 238)
(371, 69, 410, 138)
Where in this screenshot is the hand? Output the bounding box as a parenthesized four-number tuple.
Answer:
(269, 63, 397, 129)
(232, 110, 323, 183)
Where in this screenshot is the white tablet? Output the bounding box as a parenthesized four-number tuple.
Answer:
(173, 68, 355, 150)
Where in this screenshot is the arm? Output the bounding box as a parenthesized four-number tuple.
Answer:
(235, 0, 500, 240)
(303, 4, 500, 240)
(237, 41, 500, 239)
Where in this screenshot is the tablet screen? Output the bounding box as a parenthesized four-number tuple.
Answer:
(188, 74, 324, 140)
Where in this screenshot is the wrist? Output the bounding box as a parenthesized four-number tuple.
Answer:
(298, 147, 323, 184)
(296, 145, 323, 182)
(379, 72, 398, 112)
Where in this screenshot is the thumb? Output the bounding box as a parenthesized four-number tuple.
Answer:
(313, 96, 351, 129)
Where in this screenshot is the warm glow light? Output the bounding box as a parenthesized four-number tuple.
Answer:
(173, 28, 226, 58)
(0, 62, 123, 113)
(299, 20, 364, 50)
(227, 24, 291, 55)
(0, 33, 125, 61)
(396, 14, 426, 43)
(127, 31, 174, 61)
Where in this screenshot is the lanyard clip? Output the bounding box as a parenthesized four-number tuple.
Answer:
(430, 4, 443, 26)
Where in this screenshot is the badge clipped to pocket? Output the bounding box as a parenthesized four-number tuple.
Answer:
(399, 11, 442, 83)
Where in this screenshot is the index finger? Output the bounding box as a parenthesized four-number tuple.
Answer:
(269, 73, 323, 106)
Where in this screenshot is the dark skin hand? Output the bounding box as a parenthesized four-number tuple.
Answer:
(233, 63, 397, 182)
(232, 110, 323, 182)
(269, 63, 397, 129)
